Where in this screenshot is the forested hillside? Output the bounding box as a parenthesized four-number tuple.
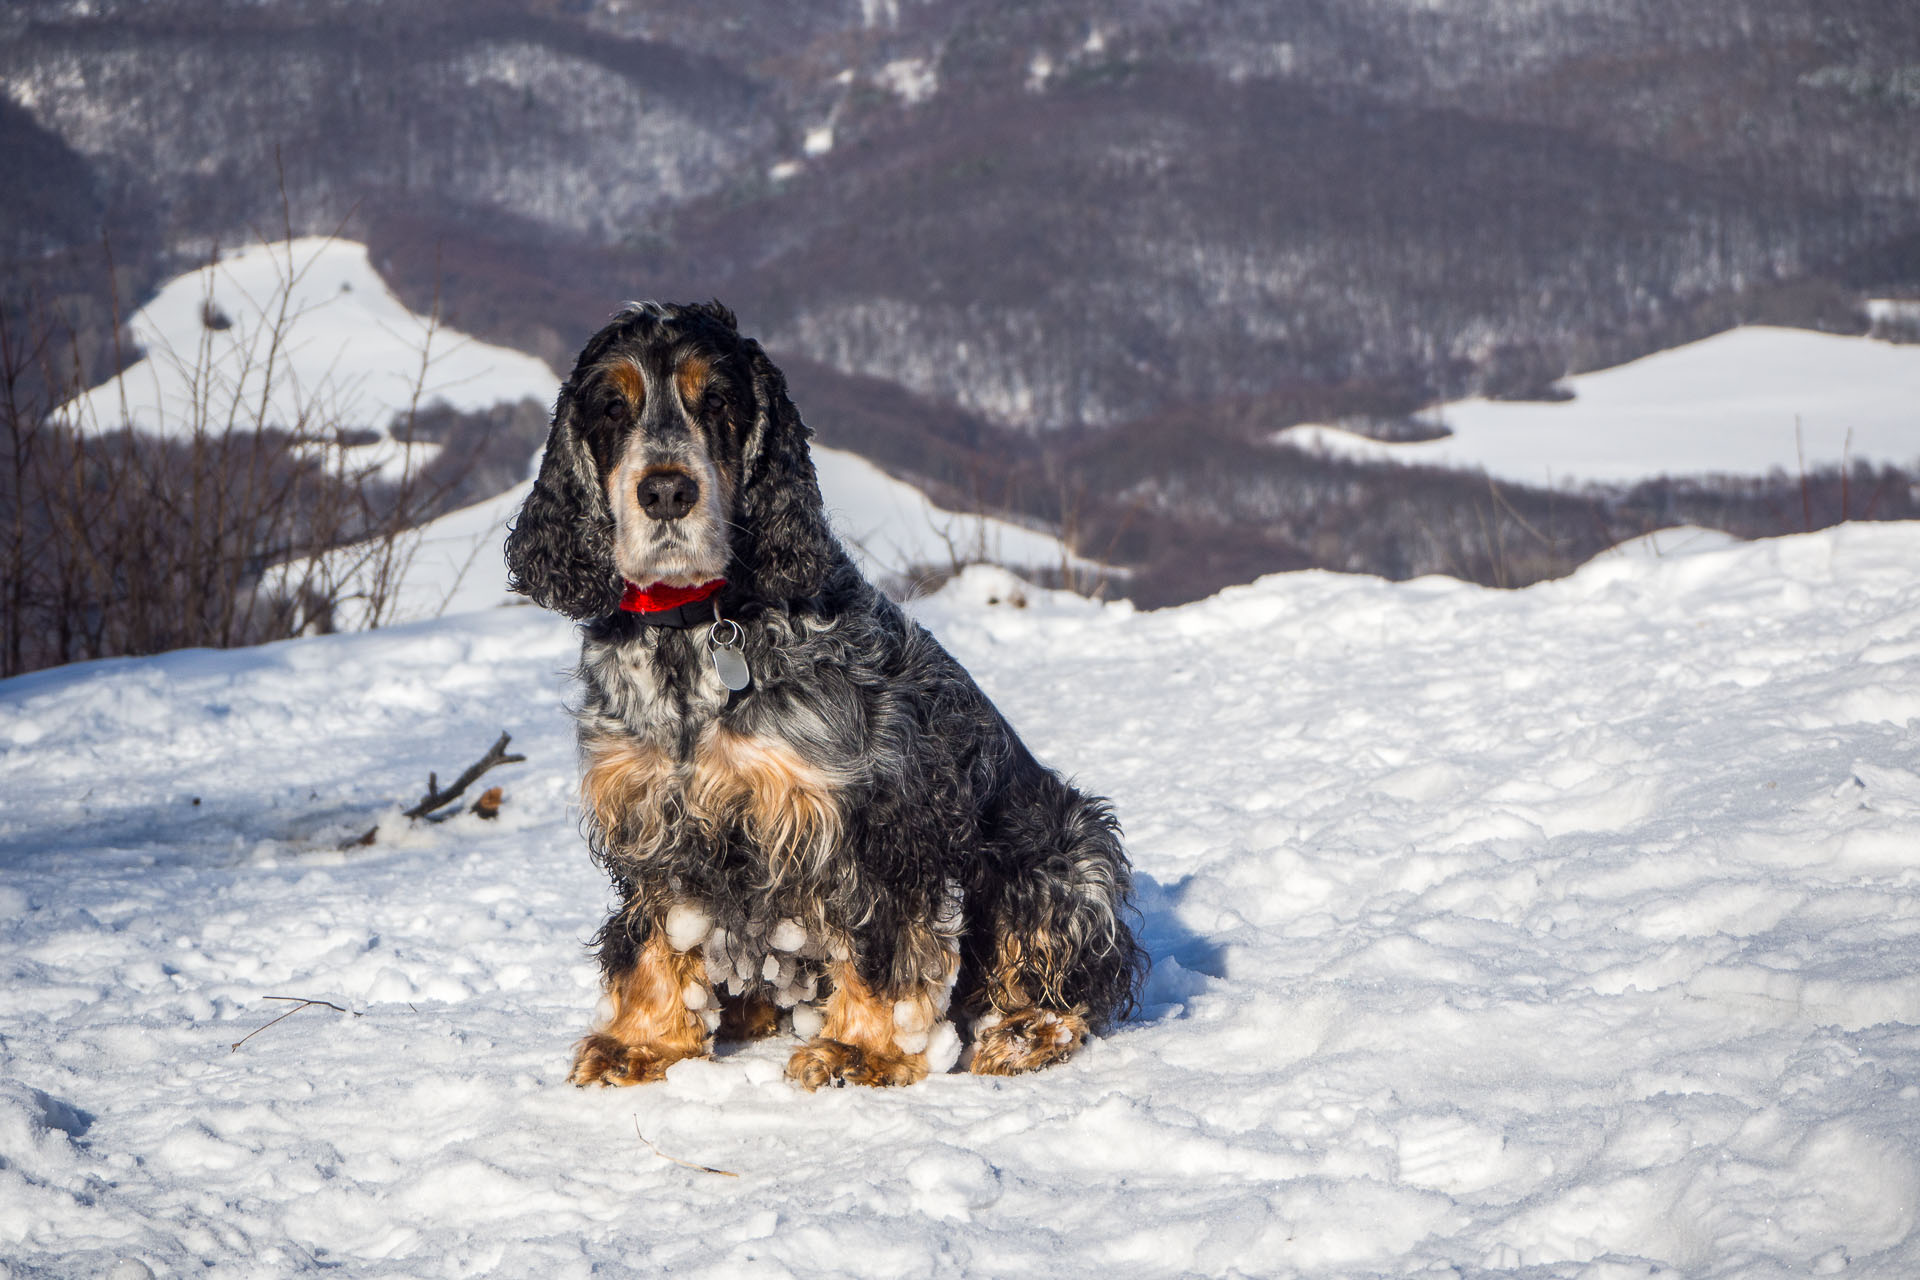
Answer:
(6, 0, 1919, 602)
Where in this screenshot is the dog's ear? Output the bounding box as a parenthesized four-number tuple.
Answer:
(504, 378, 626, 620)
(736, 337, 840, 600)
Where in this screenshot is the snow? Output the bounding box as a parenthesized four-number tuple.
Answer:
(260, 480, 537, 631)
(8, 520, 1920, 1275)
(59, 238, 559, 477)
(282, 447, 1092, 630)
(812, 447, 1095, 589)
(1593, 524, 1742, 563)
(61, 239, 1091, 627)
(1277, 325, 1920, 486)
(875, 57, 938, 105)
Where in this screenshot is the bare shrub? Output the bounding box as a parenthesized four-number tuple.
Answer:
(0, 237, 482, 677)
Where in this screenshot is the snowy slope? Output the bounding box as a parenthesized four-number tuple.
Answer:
(811, 447, 1095, 589)
(1278, 325, 1920, 486)
(60, 238, 559, 477)
(298, 447, 1090, 629)
(58, 237, 1087, 625)
(7, 523, 1920, 1276)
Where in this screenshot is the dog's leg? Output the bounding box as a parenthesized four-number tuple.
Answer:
(968, 934, 1090, 1077)
(717, 989, 781, 1041)
(967, 791, 1143, 1076)
(787, 959, 953, 1090)
(571, 929, 713, 1086)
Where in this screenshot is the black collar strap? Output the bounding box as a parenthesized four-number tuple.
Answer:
(624, 598, 714, 630)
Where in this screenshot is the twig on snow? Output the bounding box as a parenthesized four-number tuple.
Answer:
(634, 1115, 739, 1178)
(403, 732, 526, 820)
(342, 731, 526, 847)
(230, 995, 363, 1053)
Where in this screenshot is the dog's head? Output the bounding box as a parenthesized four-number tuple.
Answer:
(506, 302, 838, 619)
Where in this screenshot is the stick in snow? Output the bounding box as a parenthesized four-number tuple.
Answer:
(634, 1116, 739, 1178)
(230, 996, 363, 1053)
(403, 732, 526, 820)
(343, 731, 526, 847)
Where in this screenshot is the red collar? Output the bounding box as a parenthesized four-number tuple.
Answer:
(618, 578, 727, 614)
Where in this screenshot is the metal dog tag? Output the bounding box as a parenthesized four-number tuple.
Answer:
(708, 617, 752, 692)
(712, 645, 751, 692)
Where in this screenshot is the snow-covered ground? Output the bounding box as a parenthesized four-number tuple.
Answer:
(7, 521, 1920, 1276)
(1278, 325, 1920, 487)
(811, 447, 1096, 590)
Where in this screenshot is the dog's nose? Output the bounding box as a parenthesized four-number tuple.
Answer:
(637, 470, 699, 521)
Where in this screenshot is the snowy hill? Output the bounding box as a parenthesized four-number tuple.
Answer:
(13, 0, 1920, 437)
(60, 238, 560, 479)
(7, 522, 1920, 1275)
(1279, 324, 1920, 486)
(325, 448, 1093, 627)
(61, 236, 1090, 625)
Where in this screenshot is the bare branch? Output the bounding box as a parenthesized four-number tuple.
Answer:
(229, 995, 363, 1053)
(634, 1116, 739, 1178)
(340, 731, 526, 848)
(402, 731, 526, 820)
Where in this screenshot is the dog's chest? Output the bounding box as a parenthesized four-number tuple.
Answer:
(579, 638, 845, 891)
(588, 629, 730, 734)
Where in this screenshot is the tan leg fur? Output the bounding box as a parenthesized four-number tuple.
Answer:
(788, 963, 946, 1090)
(571, 930, 711, 1086)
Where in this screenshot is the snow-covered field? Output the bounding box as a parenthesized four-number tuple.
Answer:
(7, 520, 1920, 1277)
(1278, 325, 1920, 486)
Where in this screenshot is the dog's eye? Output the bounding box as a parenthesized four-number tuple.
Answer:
(701, 388, 726, 417)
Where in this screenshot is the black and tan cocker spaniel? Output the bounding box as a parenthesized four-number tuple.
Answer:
(506, 302, 1145, 1089)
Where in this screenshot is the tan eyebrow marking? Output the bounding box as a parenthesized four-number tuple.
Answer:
(603, 357, 645, 410)
(675, 355, 711, 405)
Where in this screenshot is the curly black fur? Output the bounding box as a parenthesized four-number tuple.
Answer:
(508, 302, 1146, 1070)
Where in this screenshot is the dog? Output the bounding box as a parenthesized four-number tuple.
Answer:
(506, 301, 1145, 1089)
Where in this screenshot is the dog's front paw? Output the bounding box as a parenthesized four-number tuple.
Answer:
(570, 1032, 692, 1086)
(787, 1037, 862, 1091)
(969, 1008, 1088, 1076)
(787, 1037, 928, 1091)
